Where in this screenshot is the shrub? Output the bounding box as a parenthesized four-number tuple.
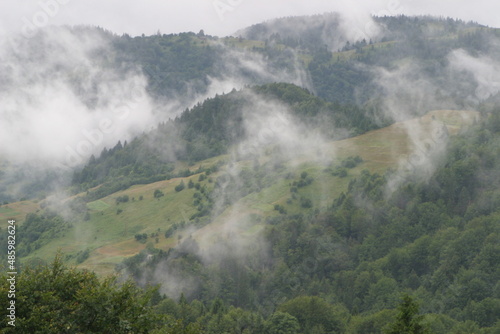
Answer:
(333, 167, 348, 178)
(115, 195, 129, 204)
(154, 189, 164, 198)
(300, 197, 313, 208)
(274, 204, 287, 214)
(134, 233, 148, 243)
(175, 181, 185, 192)
(76, 249, 90, 264)
(341, 155, 363, 169)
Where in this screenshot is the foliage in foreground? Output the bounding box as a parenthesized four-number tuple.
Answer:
(0, 255, 161, 333)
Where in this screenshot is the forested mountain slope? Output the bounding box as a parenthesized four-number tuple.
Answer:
(70, 83, 383, 199)
(0, 13, 499, 333)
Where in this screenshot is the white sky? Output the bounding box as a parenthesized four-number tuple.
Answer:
(0, 0, 498, 37)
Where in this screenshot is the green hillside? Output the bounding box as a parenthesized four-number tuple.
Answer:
(3, 107, 499, 332)
(69, 83, 383, 201)
(1, 13, 500, 333)
(2, 109, 478, 275)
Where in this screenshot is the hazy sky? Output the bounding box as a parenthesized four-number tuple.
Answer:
(0, 0, 498, 37)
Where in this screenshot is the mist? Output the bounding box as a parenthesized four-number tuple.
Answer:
(237, 12, 382, 52)
(131, 92, 336, 299)
(82, 17, 500, 299)
(188, 43, 314, 109)
(448, 48, 500, 101)
(0, 27, 158, 167)
(4, 10, 500, 308)
(370, 45, 500, 194)
(0, 21, 319, 202)
(2, 4, 500, 331)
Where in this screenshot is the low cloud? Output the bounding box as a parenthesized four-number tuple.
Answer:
(137, 92, 337, 299)
(237, 12, 382, 52)
(448, 48, 500, 101)
(0, 27, 164, 201)
(370, 47, 498, 194)
(371, 62, 449, 122)
(0, 27, 157, 168)
(208, 44, 314, 96)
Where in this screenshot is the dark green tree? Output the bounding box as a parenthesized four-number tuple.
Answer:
(278, 296, 345, 333)
(154, 189, 165, 198)
(385, 295, 431, 334)
(175, 181, 186, 192)
(265, 312, 300, 334)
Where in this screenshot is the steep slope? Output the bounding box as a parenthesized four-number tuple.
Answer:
(1, 15, 500, 332)
(70, 83, 383, 200)
(2, 109, 478, 275)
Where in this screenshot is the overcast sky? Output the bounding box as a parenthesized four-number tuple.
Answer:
(0, 0, 498, 37)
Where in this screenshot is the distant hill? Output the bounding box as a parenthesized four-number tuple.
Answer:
(235, 12, 348, 51)
(237, 15, 492, 105)
(236, 14, 484, 51)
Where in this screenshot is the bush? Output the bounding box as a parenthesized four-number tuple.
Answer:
(333, 167, 348, 178)
(175, 181, 185, 192)
(154, 189, 164, 198)
(297, 176, 314, 187)
(341, 155, 363, 169)
(76, 249, 90, 264)
(274, 204, 287, 214)
(300, 197, 313, 208)
(165, 226, 176, 238)
(135, 233, 148, 243)
(115, 195, 129, 204)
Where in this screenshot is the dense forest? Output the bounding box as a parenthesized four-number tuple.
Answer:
(109, 111, 500, 333)
(3, 107, 499, 333)
(1, 14, 500, 333)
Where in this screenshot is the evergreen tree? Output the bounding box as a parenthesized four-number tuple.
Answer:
(385, 295, 431, 334)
